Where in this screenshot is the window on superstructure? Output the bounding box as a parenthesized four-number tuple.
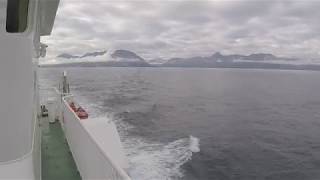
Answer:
(6, 0, 29, 33)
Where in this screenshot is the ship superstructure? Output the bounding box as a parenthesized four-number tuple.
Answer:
(0, 1, 131, 179)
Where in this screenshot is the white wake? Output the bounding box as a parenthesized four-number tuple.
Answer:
(121, 129, 200, 180)
(75, 98, 200, 180)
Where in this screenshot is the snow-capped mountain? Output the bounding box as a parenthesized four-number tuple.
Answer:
(52, 49, 150, 67)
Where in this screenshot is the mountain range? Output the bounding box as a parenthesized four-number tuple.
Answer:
(42, 49, 320, 71)
(164, 52, 297, 66)
(57, 50, 107, 59)
(51, 50, 150, 67)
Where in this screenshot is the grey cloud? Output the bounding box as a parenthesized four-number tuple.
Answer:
(216, 1, 276, 24)
(43, 0, 320, 62)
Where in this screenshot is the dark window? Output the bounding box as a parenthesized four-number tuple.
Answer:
(6, 0, 29, 33)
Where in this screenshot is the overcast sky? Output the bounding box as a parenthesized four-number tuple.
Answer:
(42, 0, 320, 61)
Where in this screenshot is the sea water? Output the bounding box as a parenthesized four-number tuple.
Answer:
(40, 67, 320, 180)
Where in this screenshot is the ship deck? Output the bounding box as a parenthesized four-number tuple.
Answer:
(41, 117, 81, 180)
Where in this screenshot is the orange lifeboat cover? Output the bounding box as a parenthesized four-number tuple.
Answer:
(76, 106, 89, 119)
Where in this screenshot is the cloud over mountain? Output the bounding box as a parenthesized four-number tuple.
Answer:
(53, 49, 149, 66)
(42, 0, 320, 63)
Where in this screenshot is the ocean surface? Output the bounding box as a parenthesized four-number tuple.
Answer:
(39, 67, 320, 180)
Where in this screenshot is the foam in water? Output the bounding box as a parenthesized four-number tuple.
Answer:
(122, 134, 200, 180)
(73, 96, 200, 180)
(189, 135, 200, 153)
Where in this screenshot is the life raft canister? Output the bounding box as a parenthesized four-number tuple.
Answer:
(76, 106, 89, 119)
(69, 102, 89, 119)
(69, 102, 77, 112)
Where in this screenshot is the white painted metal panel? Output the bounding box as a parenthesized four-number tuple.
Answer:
(0, 112, 40, 180)
(82, 117, 128, 169)
(0, 35, 34, 162)
(0, 155, 34, 179)
(0, 0, 58, 179)
(62, 97, 131, 180)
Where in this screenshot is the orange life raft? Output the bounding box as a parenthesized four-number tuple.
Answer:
(69, 102, 89, 119)
(76, 106, 89, 119)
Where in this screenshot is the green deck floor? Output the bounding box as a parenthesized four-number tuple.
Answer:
(41, 119, 81, 180)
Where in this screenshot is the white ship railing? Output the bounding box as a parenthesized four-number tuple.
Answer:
(61, 95, 131, 180)
(40, 87, 131, 180)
